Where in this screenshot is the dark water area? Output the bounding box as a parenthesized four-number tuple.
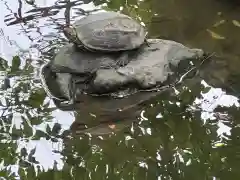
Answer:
(0, 0, 240, 179)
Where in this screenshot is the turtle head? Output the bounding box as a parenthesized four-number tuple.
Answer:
(63, 26, 78, 43)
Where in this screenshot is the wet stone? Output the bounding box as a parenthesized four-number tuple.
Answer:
(48, 39, 204, 100)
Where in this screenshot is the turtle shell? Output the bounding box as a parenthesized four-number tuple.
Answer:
(68, 11, 146, 52)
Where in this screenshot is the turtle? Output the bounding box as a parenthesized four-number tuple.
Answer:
(63, 11, 147, 53)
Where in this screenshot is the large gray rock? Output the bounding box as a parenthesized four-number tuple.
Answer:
(41, 38, 204, 109)
(51, 43, 123, 74)
(93, 39, 203, 92)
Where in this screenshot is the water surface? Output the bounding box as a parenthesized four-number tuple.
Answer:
(0, 0, 240, 179)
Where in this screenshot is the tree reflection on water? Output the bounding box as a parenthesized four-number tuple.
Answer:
(0, 0, 240, 179)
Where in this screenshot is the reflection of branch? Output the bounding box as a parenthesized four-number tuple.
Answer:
(177, 52, 215, 83)
(26, 0, 82, 13)
(4, 0, 84, 26)
(5, 11, 60, 26)
(145, 17, 175, 25)
(3, 0, 34, 42)
(17, 0, 24, 23)
(64, 0, 71, 27)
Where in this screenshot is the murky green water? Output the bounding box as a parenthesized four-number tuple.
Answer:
(0, 0, 240, 179)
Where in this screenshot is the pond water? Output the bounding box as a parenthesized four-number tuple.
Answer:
(0, 0, 240, 179)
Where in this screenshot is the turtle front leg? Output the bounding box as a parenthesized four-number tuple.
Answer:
(144, 38, 150, 47)
(115, 53, 130, 67)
